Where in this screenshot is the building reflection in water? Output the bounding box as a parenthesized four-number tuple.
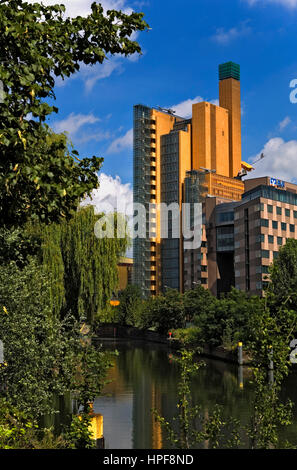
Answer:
(92, 340, 297, 449)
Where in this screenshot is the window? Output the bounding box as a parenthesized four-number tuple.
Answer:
(262, 266, 270, 274)
(277, 207, 282, 215)
(260, 203, 264, 211)
(262, 250, 270, 258)
(294, 211, 297, 219)
(273, 251, 279, 259)
(261, 219, 269, 227)
(290, 224, 295, 233)
(217, 212, 234, 223)
(277, 237, 283, 245)
(272, 221, 278, 230)
(285, 209, 290, 217)
(201, 278, 207, 285)
(268, 235, 274, 244)
(268, 205, 273, 213)
(201, 265, 207, 272)
(281, 222, 287, 231)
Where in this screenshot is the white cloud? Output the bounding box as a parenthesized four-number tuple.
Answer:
(169, 96, 219, 118)
(246, 0, 297, 8)
(27, 0, 132, 18)
(279, 116, 291, 131)
(82, 60, 123, 92)
(53, 112, 99, 135)
(212, 22, 251, 45)
(170, 96, 204, 118)
(52, 112, 110, 144)
(81, 172, 133, 215)
(107, 128, 133, 154)
(246, 137, 297, 182)
(210, 99, 220, 107)
(81, 173, 133, 257)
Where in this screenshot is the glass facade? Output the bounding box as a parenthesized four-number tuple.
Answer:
(132, 105, 152, 297)
(216, 226, 234, 252)
(161, 131, 180, 291)
(242, 185, 297, 206)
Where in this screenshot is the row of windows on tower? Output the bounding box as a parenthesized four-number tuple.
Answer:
(260, 219, 295, 232)
(258, 234, 290, 245)
(260, 203, 297, 218)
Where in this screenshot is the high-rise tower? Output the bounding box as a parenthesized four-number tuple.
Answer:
(133, 62, 245, 297)
(219, 62, 242, 178)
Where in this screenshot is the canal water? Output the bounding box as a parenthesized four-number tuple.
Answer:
(92, 339, 297, 449)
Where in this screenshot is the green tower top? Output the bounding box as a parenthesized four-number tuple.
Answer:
(219, 62, 240, 81)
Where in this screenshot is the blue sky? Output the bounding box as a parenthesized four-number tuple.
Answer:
(35, 0, 297, 203)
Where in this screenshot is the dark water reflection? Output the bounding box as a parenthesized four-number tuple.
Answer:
(48, 339, 297, 449)
(92, 340, 256, 449)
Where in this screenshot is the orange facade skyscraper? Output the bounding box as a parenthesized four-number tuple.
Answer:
(133, 62, 245, 297)
(219, 62, 242, 178)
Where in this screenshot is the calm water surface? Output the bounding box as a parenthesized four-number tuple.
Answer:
(91, 340, 297, 449)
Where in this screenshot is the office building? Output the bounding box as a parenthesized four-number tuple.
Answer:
(133, 62, 292, 298)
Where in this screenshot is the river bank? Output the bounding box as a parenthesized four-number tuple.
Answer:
(94, 323, 250, 365)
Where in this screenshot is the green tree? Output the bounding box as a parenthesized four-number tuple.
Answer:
(219, 288, 263, 349)
(117, 284, 143, 326)
(183, 285, 216, 323)
(141, 289, 185, 335)
(0, 257, 111, 418)
(34, 206, 129, 322)
(246, 298, 296, 448)
(269, 239, 297, 312)
(0, 0, 148, 227)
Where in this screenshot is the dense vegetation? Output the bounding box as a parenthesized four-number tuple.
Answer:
(0, 0, 147, 449)
(116, 240, 297, 352)
(33, 206, 129, 322)
(0, 0, 147, 228)
(116, 240, 297, 448)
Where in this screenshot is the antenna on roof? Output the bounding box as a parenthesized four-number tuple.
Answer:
(236, 153, 265, 180)
(252, 152, 265, 165)
(156, 106, 176, 115)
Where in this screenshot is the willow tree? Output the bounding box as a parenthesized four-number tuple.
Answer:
(38, 206, 129, 323)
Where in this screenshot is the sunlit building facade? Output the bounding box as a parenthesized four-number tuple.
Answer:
(133, 62, 292, 298)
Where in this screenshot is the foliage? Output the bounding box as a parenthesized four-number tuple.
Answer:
(0, 226, 40, 267)
(0, 0, 148, 227)
(245, 298, 296, 449)
(32, 206, 129, 322)
(246, 368, 293, 449)
(269, 239, 297, 313)
(190, 287, 263, 348)
(152, 350, 240, 449)
(219, 289, 263, 348)
(184, 286, 217, 323)
(117, 285, 144, 326)
(63, 412, 95, 449)
(0, 398, 38, 449)
(141, 289, 185, 335)
(171, 327, 203, 348)
(0, 256, 112, 420)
